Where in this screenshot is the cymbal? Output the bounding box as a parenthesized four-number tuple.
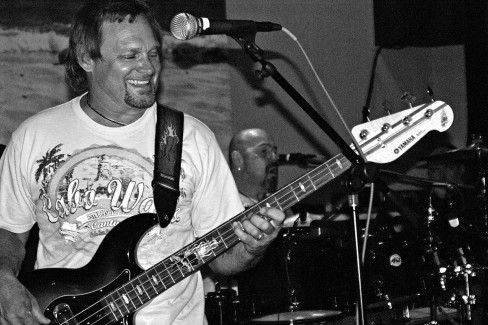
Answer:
(424, 145, 488, 162)
(251, 310, 341, 323)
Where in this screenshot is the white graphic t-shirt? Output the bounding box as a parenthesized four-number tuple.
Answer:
(0, 95, 244, 325)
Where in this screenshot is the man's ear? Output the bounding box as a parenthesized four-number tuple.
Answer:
(230, 150, 244, 170)
(78, 52, 94, 72)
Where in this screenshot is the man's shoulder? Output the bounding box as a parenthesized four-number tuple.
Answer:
(12, 98, 77, 139)
(22, 98, 75, 126)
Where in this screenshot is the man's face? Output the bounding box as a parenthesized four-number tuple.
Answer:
(89, 15, 161, 110)
(243, 134, 278, 194)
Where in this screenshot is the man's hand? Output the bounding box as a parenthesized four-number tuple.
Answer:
(0, 274, 50, 325)
(232, 207, 285, 257)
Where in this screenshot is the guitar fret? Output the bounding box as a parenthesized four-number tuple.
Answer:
(221, 226, 236, 249)
(307, 175, 317, 190)
(183, 252, 197, 272)
(291, 187, 299, 202)
(143, 272, 159, 295)
(107, 292, 125, 319)
(136, 276, 152, 300)
(162, 260, 176, 284)
(153, 267, 168, 290)
(130, 281, 145, 304)
(216, 228, 229, 249)
(155, 262, 174, 290)
(147, 268, 161, 288)
(326, 163, 334, 177)
(116, 290, 131, 313)
(104, 296, 121, 320)
(123, 286, 137, 309)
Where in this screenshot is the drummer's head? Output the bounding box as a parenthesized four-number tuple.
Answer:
(229, 128, 278, 201)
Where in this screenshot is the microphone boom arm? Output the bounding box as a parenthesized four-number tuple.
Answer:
(231, 34, 369, 325)
(231, 35, 363, 165)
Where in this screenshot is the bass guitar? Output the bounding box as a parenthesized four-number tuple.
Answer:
(19, 100, 454, 324)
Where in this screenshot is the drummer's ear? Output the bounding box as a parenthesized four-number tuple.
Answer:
(231, 150, 244, 172)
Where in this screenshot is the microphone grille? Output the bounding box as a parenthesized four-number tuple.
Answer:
(170, 13, 199, 40)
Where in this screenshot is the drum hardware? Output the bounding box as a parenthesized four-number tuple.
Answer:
(373, 170, 483, 324)
(283, 228, 300, 313)
(236, 225, 345, 324)
(435, 264, 486, 325)
(205, 285, 240, 325)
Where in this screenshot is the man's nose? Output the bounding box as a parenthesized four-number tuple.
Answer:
(138, 55, 156, 74)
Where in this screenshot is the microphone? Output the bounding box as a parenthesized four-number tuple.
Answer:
(278, 153, 316, 165)
(170, 13, 282, 40)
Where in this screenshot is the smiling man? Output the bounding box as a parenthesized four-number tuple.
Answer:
(0, 1, 284, 324)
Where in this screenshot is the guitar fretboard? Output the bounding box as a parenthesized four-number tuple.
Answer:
(100, 153, 351, 321)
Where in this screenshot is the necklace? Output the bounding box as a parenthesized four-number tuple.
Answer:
(86, 98, 127, 126)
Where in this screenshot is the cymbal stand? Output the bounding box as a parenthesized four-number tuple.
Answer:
(476, 159, 488, 259)
(459, 264, 476, 324)
(424, 193, 443, 325)
(348, 192, 367, 325)
(282, 229, 301, 313)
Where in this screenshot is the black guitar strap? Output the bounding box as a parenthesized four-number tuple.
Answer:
(152, 104, 184, 228)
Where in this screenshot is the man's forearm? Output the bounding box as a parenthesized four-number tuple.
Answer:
(209, 242, 265, 276)
(0, 228, 27, 277)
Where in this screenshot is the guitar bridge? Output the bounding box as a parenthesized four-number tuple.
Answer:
(53, 303, 77, 325)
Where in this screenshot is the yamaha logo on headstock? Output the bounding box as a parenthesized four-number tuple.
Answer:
(394, 135, 416, 154)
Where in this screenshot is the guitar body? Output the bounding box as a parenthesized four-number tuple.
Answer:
(19, 213, 159, 325)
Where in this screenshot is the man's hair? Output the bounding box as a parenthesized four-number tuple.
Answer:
(65, 0, 163, 93)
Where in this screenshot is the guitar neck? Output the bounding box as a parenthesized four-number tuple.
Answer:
(99, 100, 454, 319)
(101, 153, 352, 317)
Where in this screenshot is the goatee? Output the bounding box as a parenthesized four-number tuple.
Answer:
(125, 85, 156, 109)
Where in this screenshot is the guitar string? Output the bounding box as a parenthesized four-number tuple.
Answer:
(366, 113, 431, 159)
(81, 107, 441, 323)
(60, 103, 438, 323)
(72, 106, 442, 324)
(67, 155, 351, 324)
(72, 157, 347, 324)
(69, 156, 349, 325)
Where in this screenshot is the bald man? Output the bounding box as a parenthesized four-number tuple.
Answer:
(201, 129, 280, 323)
(229, 128, 279, 207)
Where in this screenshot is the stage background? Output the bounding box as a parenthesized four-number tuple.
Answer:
(0, 0, 473, 195)
(0, 0, 233, 152)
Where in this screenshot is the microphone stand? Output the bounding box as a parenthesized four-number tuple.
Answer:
(230, 32, 369, 325)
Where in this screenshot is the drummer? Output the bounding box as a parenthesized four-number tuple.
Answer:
(202, 128, 281, 287)
(202, 129, 288, 319)
(228, 128, 280, 207)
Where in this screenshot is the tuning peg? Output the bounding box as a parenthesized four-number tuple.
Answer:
(401, 92, 416, 108)
(381, 100, 393, 115)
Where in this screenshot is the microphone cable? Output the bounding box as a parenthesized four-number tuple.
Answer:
(280, 27, 367, 163)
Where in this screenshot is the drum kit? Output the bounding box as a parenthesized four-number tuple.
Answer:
(205, 138, 488, 325)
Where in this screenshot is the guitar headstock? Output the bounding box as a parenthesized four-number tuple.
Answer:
(351, 101, 454, 164)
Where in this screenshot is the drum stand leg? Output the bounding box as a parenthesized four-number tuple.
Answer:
(282, 230, 301, 313)
(427, 295, 439, 324)
(349, 193, 367, 325)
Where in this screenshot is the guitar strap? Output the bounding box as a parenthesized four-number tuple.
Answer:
(152, 104, 184, 228)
